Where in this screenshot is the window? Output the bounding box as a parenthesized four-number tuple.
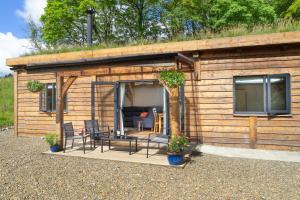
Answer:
(40, 83, 67, 112)
(233, 74, 291, 115)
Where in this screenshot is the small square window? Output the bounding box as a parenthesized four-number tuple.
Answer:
(40, 83, 67, 112)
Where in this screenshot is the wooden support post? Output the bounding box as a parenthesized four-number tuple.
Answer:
(249, 116, 257, 148)
(194, 60, 201, 81)
(56, 75, 64, 148)
(14, 71, 18, 136)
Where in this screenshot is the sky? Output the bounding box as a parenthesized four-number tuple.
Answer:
(0, 0, 47, 75)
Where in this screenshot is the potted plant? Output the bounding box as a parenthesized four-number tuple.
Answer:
(45, 133, 60, 152)
(26, 80, 44, 92)
(167, 135, 189, 165)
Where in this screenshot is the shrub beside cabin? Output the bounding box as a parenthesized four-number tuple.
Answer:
(6, 31, 300, 151)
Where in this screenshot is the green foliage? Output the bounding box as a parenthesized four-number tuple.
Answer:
(32, 0, 286, 50)
(271, 0, 294, 17)
(24, 19, 300, 56)
(0, 77, 13, 127)
(208, 0, 277, 30)
(26, 80, 44, 92)
(45, 133, 59, 146)
(284, 0, 300, 19)
(41, 0, 89, 46)
(159, 71, 185, 88)
(168, 135, 189, 153)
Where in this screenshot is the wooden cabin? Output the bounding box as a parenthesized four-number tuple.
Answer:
(6, 31, 300, 151)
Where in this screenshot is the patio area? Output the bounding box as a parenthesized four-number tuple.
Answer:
(43, 142, 189, 167)
(1, 130, 300, 200)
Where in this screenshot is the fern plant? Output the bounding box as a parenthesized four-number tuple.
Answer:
(45, 133, 59, 146)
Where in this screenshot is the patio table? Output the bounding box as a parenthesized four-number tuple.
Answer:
(100, 135, 138, 155)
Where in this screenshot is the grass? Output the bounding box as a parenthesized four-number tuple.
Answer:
(0, 76, 13, 127)
(22, 20, 300, 57)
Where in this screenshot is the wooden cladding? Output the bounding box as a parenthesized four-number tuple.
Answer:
(15, 47, 300, 151)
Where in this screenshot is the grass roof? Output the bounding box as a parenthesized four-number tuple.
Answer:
(23, 20, 300, 57)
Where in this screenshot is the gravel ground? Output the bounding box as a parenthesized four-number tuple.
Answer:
(0, 130, 300, 200)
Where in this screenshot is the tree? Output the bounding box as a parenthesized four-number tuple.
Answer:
(41, 0, 87, 46)
(270, 0, 294, 17)
(160, 0, 211, 39)
(40, 0, 118, 46)
(207, 0, 277, 30)
(115, 0, 162, 42)
(284, 0, 300, 19)
(28, 19, 44, 50)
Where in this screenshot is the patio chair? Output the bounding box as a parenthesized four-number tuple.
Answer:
(84, 120, 110, 148)
(146, 133, 170, 158)
(63, 122, 91, 154)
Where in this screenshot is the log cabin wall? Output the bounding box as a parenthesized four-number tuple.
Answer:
(17, 71, 94, 136)
(185, 45, 300, 151)
(17, 71, 56, 136)
(15, 44, 300, 151)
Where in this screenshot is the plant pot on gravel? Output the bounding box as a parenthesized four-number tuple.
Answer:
(167, 135, 189, 165)
(45, 133, 60, 152)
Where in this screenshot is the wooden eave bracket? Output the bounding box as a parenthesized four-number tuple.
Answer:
(175, 52, 201, 80)
(62, 76, 77, 97)
(175, 53, 195, 68)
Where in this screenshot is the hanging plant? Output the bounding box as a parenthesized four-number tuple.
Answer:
(159, 70, 185, 89)
(27, 80, 44, 92)
(159, 70, 185, 137)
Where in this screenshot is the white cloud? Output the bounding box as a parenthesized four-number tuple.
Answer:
(0, 32, 31, 75)
(16, 0, 47, 24)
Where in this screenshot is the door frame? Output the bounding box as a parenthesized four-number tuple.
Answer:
(91, 79, 185, 135)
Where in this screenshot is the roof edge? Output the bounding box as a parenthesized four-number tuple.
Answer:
(6, 31, 300, 67)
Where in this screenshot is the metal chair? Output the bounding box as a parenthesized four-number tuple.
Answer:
(84, 120, 110, 148)
(146, 133, 170, 158)
(63, 122, 91, 154)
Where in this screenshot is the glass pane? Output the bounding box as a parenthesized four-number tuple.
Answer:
(46, 84, 53, 111)
(235, 76, 265, 112)
(270, 76, 287, 111)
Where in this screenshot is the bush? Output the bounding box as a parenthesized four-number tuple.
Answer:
(159, 70, 185, 88)
(26, 80, 44, 92)
(0, 77, 13, 126)
(168, 135, 189, 153)
(45, 133, 59, 146)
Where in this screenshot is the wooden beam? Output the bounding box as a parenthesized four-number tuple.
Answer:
(56, 75, 64, 147)
(51, 65, 183, 77)
(176, 53, 195, 67)
(62, 76, 77, 97)
(57, 71, 82, 77)
(249, 116, 257, 148)
(14, 71, 18, 136)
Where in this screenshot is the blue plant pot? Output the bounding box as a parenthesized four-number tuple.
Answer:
(167, 153, 184, 165)
(50, 145, 60, 152)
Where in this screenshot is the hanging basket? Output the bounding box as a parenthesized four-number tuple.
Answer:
(158, 70, 185, 96)
(27, 80, 44, 93)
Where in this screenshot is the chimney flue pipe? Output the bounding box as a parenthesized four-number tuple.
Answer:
(86, 8, 95, 46)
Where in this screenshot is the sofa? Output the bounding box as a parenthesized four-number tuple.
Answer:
(122, 106, 163, 129)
